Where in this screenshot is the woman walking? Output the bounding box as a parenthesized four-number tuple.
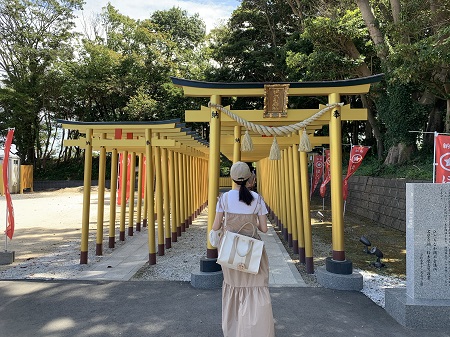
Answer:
(212, 161, 275, 337)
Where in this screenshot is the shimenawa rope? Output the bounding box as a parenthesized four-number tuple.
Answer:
(208, 102, 343, 158)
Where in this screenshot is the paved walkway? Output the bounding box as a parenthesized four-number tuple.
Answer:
(2, 211, 450, 336)
(1, 280, 449, 337)
(263, 224, 307, 287)
(74, 210, 306, 287)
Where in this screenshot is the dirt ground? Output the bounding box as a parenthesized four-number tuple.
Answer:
(0, 187, 102, 271)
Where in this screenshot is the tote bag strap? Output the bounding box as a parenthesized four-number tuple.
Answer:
(236, 222, 257, 238)
(252, 195, 262, 214)
(228, 236, 254, 269)
(223, 192, 228, 229)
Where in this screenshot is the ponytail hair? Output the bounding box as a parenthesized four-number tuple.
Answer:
(233, 179, 254, 205)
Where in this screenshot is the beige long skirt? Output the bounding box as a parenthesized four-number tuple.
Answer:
(220, 213, 275, 337)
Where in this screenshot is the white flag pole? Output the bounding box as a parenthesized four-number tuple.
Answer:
(433, 131, 437, 183)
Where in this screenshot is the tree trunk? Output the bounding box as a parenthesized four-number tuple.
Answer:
(342, 38, 372, 76)
(419, 89, 440, 147)
(351, 121, 359, 146)
(446, 97, 450, 133)
(383, 143, 413, 165)
(361, 95, 384, 160)
(389, 0, 409, 43)
(390, 0, 401, 24)
(424, 107, 443, 148)
(355, 0, 388, 60)
(341, 38, 384, 159)
(286, 0, 304, 25)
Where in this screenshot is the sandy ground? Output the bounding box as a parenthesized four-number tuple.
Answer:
(0, 187, 108, 272)
(0, 186, 204, 281)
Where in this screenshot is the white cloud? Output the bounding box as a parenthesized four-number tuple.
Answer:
(77, 0, 239, 32)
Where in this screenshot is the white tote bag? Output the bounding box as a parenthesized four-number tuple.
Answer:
(217, 225, 264, 274)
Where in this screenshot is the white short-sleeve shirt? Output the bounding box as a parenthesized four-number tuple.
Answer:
(216, 190, 268, 215)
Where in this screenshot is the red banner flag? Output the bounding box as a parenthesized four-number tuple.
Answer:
(3, 129, 15, 239)
(319, 149, 331, 198)
(310, 154, 324, 198)
(435, 134, 450, 183)
(343, 145, 370, 200)
(117, 153, 131, 205)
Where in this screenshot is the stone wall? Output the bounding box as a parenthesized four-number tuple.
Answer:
(345, 176, 429, 232)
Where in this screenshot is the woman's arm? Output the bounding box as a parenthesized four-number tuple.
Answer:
(257, 214, 268, 233)
(212, 211, 224, 230)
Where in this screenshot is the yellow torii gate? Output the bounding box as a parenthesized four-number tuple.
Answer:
(172, 75, 383, 275)
(58, 119, 209, 264)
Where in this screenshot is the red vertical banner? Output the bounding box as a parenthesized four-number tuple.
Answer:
(117, 153, 131, 205)
(310, 154, 324, 198)
(435, 134, 450, 183)
(3, 129, 15, 239)
(343, 145, 370, 200)
(319, 149, 331, 198)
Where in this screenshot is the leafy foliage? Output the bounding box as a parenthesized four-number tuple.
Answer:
(286, 8, 376, 80)
(0, 0, 84, 164)
(207, 0, 296, 82)
(355, 151, 433, 180)
(376, 84, 429, 148)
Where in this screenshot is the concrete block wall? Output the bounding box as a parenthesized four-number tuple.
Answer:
(345, 176, 429, 232)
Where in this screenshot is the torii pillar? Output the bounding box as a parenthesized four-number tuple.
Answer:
(190, 94, 224, 289)
(206, 95, 221, 259)
(315, 92, 363, 291)
(329, 92, 346, 262)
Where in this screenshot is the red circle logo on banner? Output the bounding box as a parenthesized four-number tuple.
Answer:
(351, 154, 363, 163)
(439, 153, 450, 172)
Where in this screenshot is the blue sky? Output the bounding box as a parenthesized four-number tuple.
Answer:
(77, 0, 241, 32)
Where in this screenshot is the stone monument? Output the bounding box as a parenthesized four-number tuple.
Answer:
(385, 183, 450, 328)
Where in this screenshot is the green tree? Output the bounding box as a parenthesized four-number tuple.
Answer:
(355, 0, 450, 163)
(68, 4, 208, 125)
(0, 0, 84, 164)
(283, 0, 449, 163)
(150, 6, 206, 78)
(208, 0, 296, 82)
(284, 2, 384, 158)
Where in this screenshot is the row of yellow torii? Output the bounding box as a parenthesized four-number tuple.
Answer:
(59, 119, 211, 265)
(60, 74, 382, 273)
